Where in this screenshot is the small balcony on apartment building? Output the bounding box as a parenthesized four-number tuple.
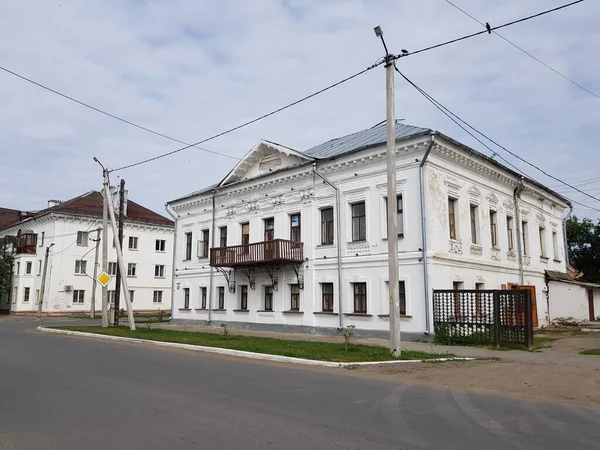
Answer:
(210, 239, 304, 268)
(15, 231, 37, 255)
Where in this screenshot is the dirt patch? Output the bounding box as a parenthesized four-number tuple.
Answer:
(357, 359, 600, 407)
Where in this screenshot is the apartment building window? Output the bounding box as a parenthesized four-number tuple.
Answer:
(507, 216, 515, 251)
(290, 214, 301, 243)
(385, 195, 404, 236)
(470, 204, 479, 244)
(322, 283, 334, 312)
(290, 284, 300, 311)
(153, 290, 163, 303)
(74, 260, 87, 275)
(353, 283, 367, 313)
(264, 218, 275, 241)
(321, 208, 334, 245)
(77, 231, 89, 246)
(490, 210, 498, 248)
(539, 227, 547, 258)
(108, 262, 117, 276)
(73, 290, 85, 304)
(37, 260, 42, 275)
(108, 290, 116, 305)
(219, 226, 228, 248)
(218, 286, 225, 309)
(351, 202, 366, 242)
(154, 265, 165, 278)
(155, 239, 166, 252)
(200, 287, 207, 309)
(240, 285, 248, 310)
(241, 223, 250, 249)
(553, 231, 560, 261)
(183, 288, 190, 309)
(200, 230, 209, 258)
(40, 231, 45, 247)
(398, 281, 407, 316)
(264, 286, 273, 311)
(184, 233, 192, 260)
(522, 221, 529, 255)
(448, 198, 458, 240)
(23, 287, 30, 303)
(128, 236, 138, 250)
(129, 290, 135, 303)
(127, 263, 137, 277)
(25, 261, 32, 275)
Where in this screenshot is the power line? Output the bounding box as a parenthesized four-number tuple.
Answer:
(395, 66, 600, 213)
(550, 176, 600, 190)
(52, 217, 102, 256)
(444, 0, 599, 101)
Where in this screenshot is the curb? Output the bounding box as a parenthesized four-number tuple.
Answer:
(37, 326, 474, 368)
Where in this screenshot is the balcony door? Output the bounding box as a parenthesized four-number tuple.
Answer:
(264, 218, 275, 261)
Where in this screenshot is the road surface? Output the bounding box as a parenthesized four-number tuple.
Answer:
(1, 318, 599, 449)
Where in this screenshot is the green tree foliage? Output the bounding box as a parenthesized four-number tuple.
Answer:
(565, 216, 600, 283)
(0, 238, 14, 299)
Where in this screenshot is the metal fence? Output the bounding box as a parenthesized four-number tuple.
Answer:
(432, 289, 534, 349)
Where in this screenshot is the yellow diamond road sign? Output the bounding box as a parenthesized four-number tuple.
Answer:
(97, 272, 111, 287)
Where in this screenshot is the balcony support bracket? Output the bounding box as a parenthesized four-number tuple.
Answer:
(215, 267, 236, 294)
(260, 265, 279, 291)
(284, 263, 304, 290)
(237, 267, 256, 290)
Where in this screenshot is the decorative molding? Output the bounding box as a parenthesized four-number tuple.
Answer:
(523, 255, 531, 266)
(270, 195, 285, 209)
(449, 240, 463, 255)
(503, 199, 514, 211)
(490, 249, 501, 261)
(299, 190, 315, 204)
(536, 212, 546, 224)
(246, 201, 260, 215)
(226, 207, 236, 220)
(507, 251, 517, 262)
(550, 221, 559, 231)
(444, 176, 462, 196)
(486, 192, 499, 205)
(470, 244, 482, 256)
(467, 185, 481, 202)
(346, 243, 371, 257)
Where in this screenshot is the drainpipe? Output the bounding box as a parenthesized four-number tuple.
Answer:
(313, 163, 344, 330)
(164, 204, 178, 321)
(207, 189, 217, 324)
(514, 180, 525, 286)
(419, 134, 435, 335)
(562, 204, 573, 271)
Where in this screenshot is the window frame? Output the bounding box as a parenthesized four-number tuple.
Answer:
(522, 221, 529, 255)
(539, 226, 547, 258)
(384, 195, 404, 238)
(128, 236, 138, 250)
(154, 264, 165, 278)
(552, 231, 560, 261)
(200, 287, 207, 309)
(73, 290, 85, 304)
(153, 290, 163, 303)
(320, 207, 334, 245)
(506, 216, 515, 251)
(469, 204, 479, 245)
(351, 202, 366, 242)
(490, 209, 498, 248)
(183, 287, 190, 309)
(184, 232, 192, 260)
(25, 261, 32, 275)
(39, 231, 45, 247)
(353, 282, 367, 314)
(321, 283, 334, 312)
(23, 287, 30, 303)
(155, 239, 166, 252)
(129, 290, 134, 303)
(290, 214, 301, 243)
(290, 284, 300, 311)
(398, 281, 407, 316)
(217, 286, 225, 309)
(200, 229, 209, 258)
(76, 231, 89, 247)
(108, 262, 117, 276)
(241, 223, 250, 250)
(219, 226, 228, 248)
(74, 260, 87, 275)
(264, 286, 274, 311)
(264, 218, 275, 241)
(127, 263, 137, 277)
(448, 198, 458, 240)
(240, 285, 248, 310)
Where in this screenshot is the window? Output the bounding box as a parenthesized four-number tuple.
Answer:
(553, 231, 560, 260)
(452, 281, 464, 317)
(470, 204, 479, 244)
(153, 290, 163, 303)
(218, 286, 225, 309)
(539, 227, 547, 258)
(40, 231, 45, 247)
(475, 283, 485, 316)
(25, 261, 32, 275)
(37, 260, 42, 275)
(108, 290, 116, 305)
(23, 287, 30, 303)
(129, 290, 134, 303)
(128, 236, 138, 250)
(507, 217, 515, 251)
(240, 285, 248, 310)
(264, 286, 273, 311)
(322, 283, 334, 312)
(353, 283, 367, 313)
(183, 288, 190, 309)
(108, 262, 117, 276)
(77, 231, 89, 246)
(15, 262, 20, 275)
(264, 218, 274, 241)
(385, 195, 404, 236)
(448, 198, 458, 240)
(127, 263, 136, 277)
(184, 233, 192, 260)
(200, 229, 209, 258)
(74, 260, 87, 275)
(398, 281, 407, 316)
(321, 208, 334, 245)
(200, 287, 207, 309)
(351, 202, 366, 242)
(35, 289, 40, 304)
(219, 226, 228, 248)
(73, 290, 85, 304)
(490, 210, 498, 248)
(290, 214, 301, 243)
(154, 265, 165, 278)
(290, 284, 300, 311)
(155, 239, 166, 252)
(241, 223, 250, 246)
(522, 221, 529, 255)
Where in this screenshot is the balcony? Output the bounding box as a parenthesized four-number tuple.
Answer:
(210, 239, 304, 267)
(15, 233, 37, 255)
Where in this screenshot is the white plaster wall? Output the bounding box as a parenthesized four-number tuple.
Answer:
(594, 289, 600, 321)
(547, 281, 590, 323)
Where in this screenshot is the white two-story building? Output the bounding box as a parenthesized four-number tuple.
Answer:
(0, 189, 174, 315)
(167, 122, 571, 338)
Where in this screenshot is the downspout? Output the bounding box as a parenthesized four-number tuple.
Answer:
(514, 180, 525, 286)
(419, 133, 435, 335)
(208, 189, 217, 323)
(313, 163, 344, 330)
(562, 204, 573, 271)
(164, 204, 178, 320)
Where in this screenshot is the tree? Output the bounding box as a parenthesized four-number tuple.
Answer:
(0, 237, 14, 301)
(565, 216, 600, 283)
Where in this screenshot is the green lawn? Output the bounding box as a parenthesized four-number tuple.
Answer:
(54, 326, 455, 363)
(580, 349, 600, 356)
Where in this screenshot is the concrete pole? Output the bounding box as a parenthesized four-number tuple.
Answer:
(101, 169, 109, 327)
(114, 179, 125, 326)
(37, 244, 53, 319)
(90, 228, 101, 319)
(103, 181, 136, 331)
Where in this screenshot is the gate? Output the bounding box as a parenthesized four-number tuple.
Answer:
(432, 289, 534, 349)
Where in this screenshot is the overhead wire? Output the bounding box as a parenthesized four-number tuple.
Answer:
(51, 216, 102, 256)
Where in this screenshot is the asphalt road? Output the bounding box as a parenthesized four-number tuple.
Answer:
(1, 318, 600, 450)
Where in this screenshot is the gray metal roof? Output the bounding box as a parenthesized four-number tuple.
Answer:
(302, 121, 430, 159)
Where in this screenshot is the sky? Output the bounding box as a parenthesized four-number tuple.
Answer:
(0, 0, 598, 219)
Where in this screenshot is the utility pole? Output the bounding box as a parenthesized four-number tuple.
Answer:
(37, 243, 54, 319)
(114, 179, 125, 326)
(374, 26, 401, 357)
(103, 180, 136, 330)
(93, 157, 109, 327)
(90, 228, 101, 319)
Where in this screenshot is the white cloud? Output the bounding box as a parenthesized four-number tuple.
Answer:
(0, 0, 598, 217)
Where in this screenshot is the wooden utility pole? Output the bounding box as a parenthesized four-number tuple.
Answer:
(114, 179, 125, 326)
(90, 228, 101, 319)
(37, 244, 54, 319)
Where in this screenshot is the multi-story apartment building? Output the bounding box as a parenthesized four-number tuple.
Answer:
(0, 189, 174, 314)
(167, 122, 570, 338)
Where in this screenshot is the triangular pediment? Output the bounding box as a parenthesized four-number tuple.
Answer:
(467, 185, 481, 197)
(219, 140, 314, 187)
(486, 192, 499, 204)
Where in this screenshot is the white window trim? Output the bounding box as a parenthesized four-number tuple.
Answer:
(344, 187, 369, 243)
(379, 191, 405, 240)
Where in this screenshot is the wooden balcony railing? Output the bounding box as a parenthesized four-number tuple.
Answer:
(210, 239, 304, 267)
(16, 233, 37, 255)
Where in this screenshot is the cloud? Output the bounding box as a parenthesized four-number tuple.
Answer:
(0, 0, 598, 217)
